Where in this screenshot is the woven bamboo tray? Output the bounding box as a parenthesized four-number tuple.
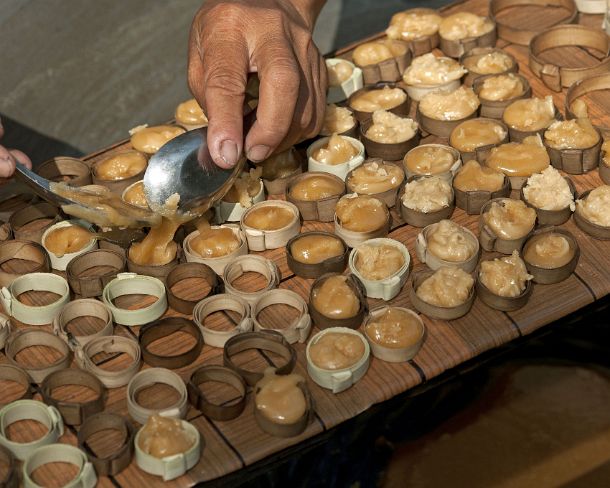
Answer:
(2, 0, 610, 486)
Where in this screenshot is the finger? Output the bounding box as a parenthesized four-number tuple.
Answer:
(0, 116, 4, 139)
(188, 20, 249, 169)
(10, 149, 32, 169)
(187, 18, 206, 108)
(0, 146, 17, 178)
(274, 44, 324, 150)
(301, 50, 327, 140)
(245, 41, 300, 162)
(314, 51, 328, 135)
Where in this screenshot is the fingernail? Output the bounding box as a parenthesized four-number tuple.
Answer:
(219, 140, 239, 167)
(0, 156, 11, 175)
(247, 145, 270, 162)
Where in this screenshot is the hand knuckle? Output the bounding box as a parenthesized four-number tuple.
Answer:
(201, 3, 246, 26)
(205, 68, 246, 96)
(258, 117, 291, 143)
(266, 62, 299, 92)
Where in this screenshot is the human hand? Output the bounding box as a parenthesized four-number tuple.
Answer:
(188, 0, 327, 168)
(0, 117, 32, 177)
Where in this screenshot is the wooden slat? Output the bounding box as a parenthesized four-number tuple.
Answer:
(563, 219, 610, 300)
(5, 0, 610, 486)
(507, 274, 594, 335)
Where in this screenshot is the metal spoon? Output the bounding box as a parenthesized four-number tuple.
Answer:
(143, 109, 256, 216)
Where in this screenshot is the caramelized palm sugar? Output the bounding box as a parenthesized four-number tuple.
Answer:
(416, 266, 474, 307)
(544, 119, 600, 150)
(402, 53, 465, 85)
(349, 86, 407, 113)
(309, 332, 365, 369)
(335, 195, 388, 232)
(123, 181, 149, 209)
(95, 150, 147, 181)
(138, 415, 195, 459)
(439, 12, 494, 41)
(352, 39, 408, 67)
(453, 160, 504, 192)
(404, 145, 457, 176)
(260, 149, 301, 180)
(503, 96, 556, 132)
(327, 60, 354, 86)
(190, 219, 240, 258)
(255, 369, 306, 424)
(522, 166, 574, 211)
(365, 110, 418, 144)
(365, 308, 423, 348)
(312, 134, 360, 165)
(523, 233, 574, 269)
(222, 168, 262, 206)
(576, 185, 610, 227)
(426, 220, 477, 262)
(175, 98, 208, 127)
(478, 73, 525, 101)
(52, 182, 159, 229)
(479, 250, 532, 297)
(243, 205, 295, 231)
(44, 224, 93, 257)
(130, 125, 185, 154)
(355, 242, 405, 280)
(386, 10, 442, 41)
(486, 135, 550, 177)
(129, 216, 180, 265)
(290, 175, 344, 201)
(347, 161, 404, 194)
(320, 105, 356, 136)
(418, 86, 480, 121)
(463, 51, 513, 75)
(290, 234, 344, 264)
(311, 275, 360, 319)
(450, 118, 506, 152)
(483, 199, 536, 240)
(402, 177, 452, 213)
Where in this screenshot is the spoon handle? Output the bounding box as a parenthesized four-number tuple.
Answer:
(14, 161, 72, 208)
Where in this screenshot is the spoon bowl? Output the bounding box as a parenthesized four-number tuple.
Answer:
(143, 128, 244, 217)
(143, 110, 256, 217)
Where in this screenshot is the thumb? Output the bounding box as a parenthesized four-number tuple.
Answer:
(0, 146, 16, 178)
(10, 149, 32, 169)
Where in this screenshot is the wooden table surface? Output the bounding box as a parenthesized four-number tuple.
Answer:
(2, 0, 610, 486)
